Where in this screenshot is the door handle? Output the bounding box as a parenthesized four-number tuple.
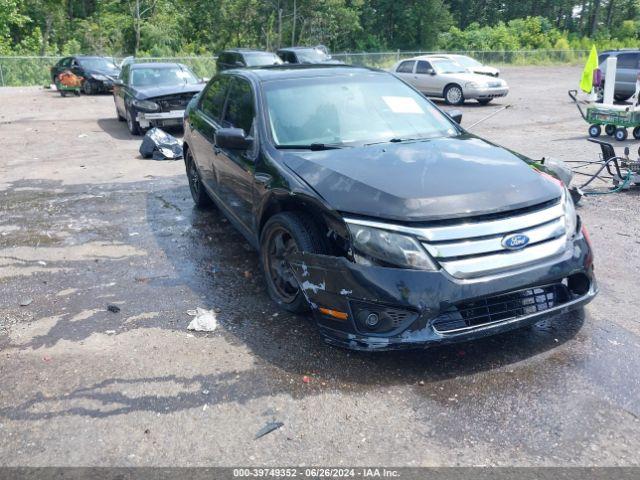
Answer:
(254, 173, 272, 185)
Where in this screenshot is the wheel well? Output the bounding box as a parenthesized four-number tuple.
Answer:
(443, 83, 462, 96)
(182, 142, 191, 166)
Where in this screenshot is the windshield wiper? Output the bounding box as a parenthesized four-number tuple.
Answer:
(275, 143, 351, 151)
(364, 137, 429, 146)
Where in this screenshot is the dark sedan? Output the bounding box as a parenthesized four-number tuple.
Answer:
(183, 65, 596, 351)
(113, 62, 205, 135)
(51, 55, 120, 94)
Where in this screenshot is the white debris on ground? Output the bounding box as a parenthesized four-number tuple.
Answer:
(186, 308, 218, 332)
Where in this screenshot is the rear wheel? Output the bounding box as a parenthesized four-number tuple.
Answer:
(444, 84, 464, 105)
(260, 212, 327, 313)
(615, 94, 632, 102)
(186, 149, 212, 208)
(605, 124, 616, 136)
(633, 127, 640, 140)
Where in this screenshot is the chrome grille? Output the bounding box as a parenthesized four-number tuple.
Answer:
(432, 283, 571, 333)
(420, 199, 566, 278)
(154, 93, 197, 112)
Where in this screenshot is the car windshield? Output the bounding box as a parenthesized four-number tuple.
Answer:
(453, 56, 482, 68)
(263, 73, 459, 147)
(78, 57, 117, 70)
(432, 60, 468, 74)
(295, 49, 330, 62)
(244, 52, 283, 67)
(131, 66, 198, 87)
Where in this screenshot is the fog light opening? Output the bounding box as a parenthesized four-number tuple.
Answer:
(365, 313, 380, 328)
(567, 273, 590, 296)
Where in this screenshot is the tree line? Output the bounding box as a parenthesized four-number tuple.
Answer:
(1, 0, 639, 57)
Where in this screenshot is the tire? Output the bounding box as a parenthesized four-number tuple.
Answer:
(615, 94, 632, 102)
(444, 84, 464, 105)
(605, 124, 616, 136)
(477, 98, 492, 105)
(260, 212, 327, 313)
(126, 106, 142, 135)
(185, 149, 213, 208)
(82, 80, 95, 95)
(588, 124, 601, 138)
(615, 127, 628, 141)
(633, 126, 640, 140)
(116, 109, 125, 121)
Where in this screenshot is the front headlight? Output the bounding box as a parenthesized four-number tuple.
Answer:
(132, 99, 159, 111)
(563, 188, 578, 239)
(91, 73, 108, 81)
(465, 82, 479, 88)
(347, 223, 437, 270)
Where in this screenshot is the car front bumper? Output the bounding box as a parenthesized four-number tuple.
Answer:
(136, 110, 185, 129)
(464, 86, 509, 100)
(288, 234, 596, 351)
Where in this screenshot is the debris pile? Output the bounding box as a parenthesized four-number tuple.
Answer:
(139, 128, 183, 160)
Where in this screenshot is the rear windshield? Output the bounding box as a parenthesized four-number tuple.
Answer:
(131, 66, 198, 87)
(78, 57, 117, 70)
(263, 73, 458, 147)
(244, 52, 283, 67)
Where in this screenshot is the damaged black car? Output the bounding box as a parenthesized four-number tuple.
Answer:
(183, 65, 597, 350)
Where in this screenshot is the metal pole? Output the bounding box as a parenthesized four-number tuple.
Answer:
(0, 61, 4, 87)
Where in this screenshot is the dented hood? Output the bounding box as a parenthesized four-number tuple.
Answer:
(282, 135, 561, 222)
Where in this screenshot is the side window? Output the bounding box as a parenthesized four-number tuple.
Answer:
(617, 53, 640, 69)
(200, 76, 230, 121)
(396, 61, 415, 73)
(416, 61, 432, 74)
(61, 57, 71, 67)
(221, 78, 255, 134)
(219, 53, 228, 65)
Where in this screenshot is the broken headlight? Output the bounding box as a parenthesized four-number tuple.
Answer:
(132, 99, 160, 111)
(563, 188, 577, 239)
(347, 223, 437, 270)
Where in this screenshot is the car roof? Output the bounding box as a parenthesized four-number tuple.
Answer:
(398, 55, 451, 62)
(277, 46, 322, 52)
(129, 62, 186, 69)
(222, 64, 379, 82)
(600, 49, 640, 55)
(222, 48, 273, 54)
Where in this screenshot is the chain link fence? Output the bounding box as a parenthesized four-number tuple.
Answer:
(0, 50, 589, 87)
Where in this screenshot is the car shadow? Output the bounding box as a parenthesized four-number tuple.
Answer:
(96, 117, 135, 140)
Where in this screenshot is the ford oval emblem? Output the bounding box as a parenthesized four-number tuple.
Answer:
(502, 234, 530, 250)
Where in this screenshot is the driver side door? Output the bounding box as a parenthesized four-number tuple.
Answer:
(414, 60, 438, 95)
(214, 76, 258, 233)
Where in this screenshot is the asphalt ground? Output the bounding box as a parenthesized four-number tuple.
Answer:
(1, 65, 639, 466)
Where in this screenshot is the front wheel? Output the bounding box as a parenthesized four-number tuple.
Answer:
(444, 84, 464, 105)
(82, 80, 95, 95)
(633, 126, 640, 140)
(588, 124, 601, 138)
(126, 106, 142, 135)
(615, 127, 628, 141)
(260, 212, 327, 313)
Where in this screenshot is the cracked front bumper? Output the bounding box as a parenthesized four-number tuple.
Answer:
(137, 110, 184, 129)
(288, 235, 596, 351)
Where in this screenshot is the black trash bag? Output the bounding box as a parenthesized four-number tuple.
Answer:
(139, 127, 183, 160)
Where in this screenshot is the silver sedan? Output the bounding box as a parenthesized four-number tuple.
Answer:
(391, 56, 509, 105)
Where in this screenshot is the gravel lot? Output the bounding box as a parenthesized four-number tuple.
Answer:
(1, 65, 640, 467)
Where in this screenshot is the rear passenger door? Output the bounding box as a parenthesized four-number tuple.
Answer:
(189, 76, 230, 192)
(394, 60, 416, 86)
(215, 76, 258, 232)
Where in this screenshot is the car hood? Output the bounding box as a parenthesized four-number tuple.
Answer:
(282, 135, 562, 222)
(439, 71, 502, 84)
(87, 68, 120, 78)
(135, 84, 205, 99)
(471, 66, 499, 75)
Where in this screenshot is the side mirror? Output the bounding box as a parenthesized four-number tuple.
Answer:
(215, 128, 253, 150)
(234, 60, 244, 67)
(201, 77, 210, 83)
(447, 109, 463, 124)
(113, 79, 123, 86)
(428, 69, 436, 76)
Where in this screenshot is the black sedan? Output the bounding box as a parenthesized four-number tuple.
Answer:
(113, 62, 205, 135)
(183, 65, 596, 350)
(50, 55, 120, 94)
